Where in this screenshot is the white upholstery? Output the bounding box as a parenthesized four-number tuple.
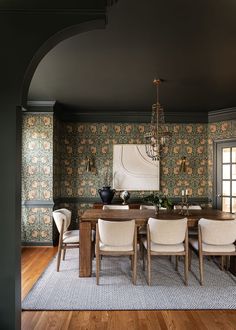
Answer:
(53, 208, 71, 233)
(189, 238, 236, 253)
(99, 242, 133, 252)
(174, 205, 202, 210)
(63, 230, 80, 243)
(199, 218, 236, 245)
(52, 208, 82, 272)
(140, 205, 167, 210)
(102, 205, 129, 210)
(148, 217, 187, 245)
(98, 219, 135, 247)
(143, 239, 185, 252)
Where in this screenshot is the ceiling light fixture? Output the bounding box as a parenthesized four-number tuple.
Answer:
(144, 78, 169, 161)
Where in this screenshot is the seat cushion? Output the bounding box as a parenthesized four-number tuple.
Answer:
(99, 242, 133, 252)
(63, 229, 95, 243)
(189, 238, 236, 253)
(63, 230, 79, 243)
(142, 239, 185, 252)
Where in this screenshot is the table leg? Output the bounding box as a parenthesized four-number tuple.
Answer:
(79, 221, 92, 277)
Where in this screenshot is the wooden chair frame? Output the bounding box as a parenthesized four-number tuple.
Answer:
(56, 219, 80, 272)
(189, 225, 236, 285)
(96, 221, 137, 285)
(142, 223, 189, 286)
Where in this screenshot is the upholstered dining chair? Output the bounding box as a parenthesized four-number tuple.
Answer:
(53, 208, 95, 272)
(189, 218, 236, 285)
(174, 205, 202, 210)
(96, 219, 137, 285)
(102, 204, 130, 210)
(138, 205, 167, 256)
(140, 205, 167, 210)
(142, 217, 188, 285)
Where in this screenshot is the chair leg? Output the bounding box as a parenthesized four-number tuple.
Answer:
(62, 245, 66, 260)
(96, 253, 100, 285)
(131, 255, 134, 270)
(56, 242, 62, 272)
(184, 253, 188, 286)
(188, 248, 192, 271)
(133, 252, 137, 285)
(199, 252, 204, 286)
(221, 256, 225, 271)
(143, 249, 146, 271)
(147, 251, 151, 285)
(139, 236, 143, 259)
(226, 256, 230, 271)
(175, 256, 178, 271)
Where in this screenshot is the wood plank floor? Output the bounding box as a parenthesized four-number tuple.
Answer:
(21, 247, 236, 330)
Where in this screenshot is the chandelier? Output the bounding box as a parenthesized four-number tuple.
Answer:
(144, 78, 169, 161)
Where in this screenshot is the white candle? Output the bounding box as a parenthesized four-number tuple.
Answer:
(185, 189, 188, 195)
(181, 190, 185, 196)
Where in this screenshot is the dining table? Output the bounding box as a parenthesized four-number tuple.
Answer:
(79, 208, 235, 277)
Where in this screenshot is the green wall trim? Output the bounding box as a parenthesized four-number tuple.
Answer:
(54, 196, 211, 205)
(22, 200, 54, 207)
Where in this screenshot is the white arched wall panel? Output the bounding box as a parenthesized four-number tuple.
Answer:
(113, 144, 159, 191)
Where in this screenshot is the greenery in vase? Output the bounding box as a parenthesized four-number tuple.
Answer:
(142, 192, 173, 209)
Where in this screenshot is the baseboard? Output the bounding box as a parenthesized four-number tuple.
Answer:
(21, 241, 53, 247)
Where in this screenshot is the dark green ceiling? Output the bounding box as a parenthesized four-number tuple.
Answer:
(26, 0, 236, 114)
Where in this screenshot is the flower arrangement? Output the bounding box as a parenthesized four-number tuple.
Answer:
(142, 192, 173, 209)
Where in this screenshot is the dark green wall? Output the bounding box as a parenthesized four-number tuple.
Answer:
(0, 3, 107, 328)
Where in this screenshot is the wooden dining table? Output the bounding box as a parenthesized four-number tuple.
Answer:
(79, 208, 235, 277)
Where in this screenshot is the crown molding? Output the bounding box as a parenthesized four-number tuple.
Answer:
(26, 101, 236, 124)
(208, 107, 236, 123)
(23, 100, 56, 113)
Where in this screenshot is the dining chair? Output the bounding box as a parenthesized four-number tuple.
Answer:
(189, 218, 236, 285)
(138, 205, 167, 256)
(53, 208, 94, 272)
(174, 205, 202, 210)
(102, 204, 130, 210)
(96, 219, 137, 285)
(142, 217, 188, 285)
(140, 205, 167, 210)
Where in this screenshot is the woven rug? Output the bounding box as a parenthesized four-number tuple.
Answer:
(22, 249, 236, 310)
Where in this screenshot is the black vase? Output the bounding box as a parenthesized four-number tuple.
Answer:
(98, 186, 116, 204)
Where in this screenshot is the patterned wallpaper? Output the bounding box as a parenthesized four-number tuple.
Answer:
(59, 122, 209, 199)
(21, 114, 236, 244)
(22, 114, 53, 244)
(207, 120, 236, 202)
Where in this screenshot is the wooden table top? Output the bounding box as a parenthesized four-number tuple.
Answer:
(80, 208, 235, 227)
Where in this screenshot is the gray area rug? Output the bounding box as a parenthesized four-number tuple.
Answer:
(22, 249, 236, 310)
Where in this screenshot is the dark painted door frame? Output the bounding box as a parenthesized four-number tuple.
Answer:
(213, 138, 236, 210)
(0, 6, 107, 329)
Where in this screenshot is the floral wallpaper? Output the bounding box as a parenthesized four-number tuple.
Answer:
(21, 114, 236, 244)
(208, 120, 236, 202)
(59, 122, 209, 199)
(22, 114, 53, 244)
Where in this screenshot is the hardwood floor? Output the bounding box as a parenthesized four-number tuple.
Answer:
(21, 247, 236, 330)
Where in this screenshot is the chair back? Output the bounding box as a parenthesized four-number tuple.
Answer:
(53, 208, 71, 233)
(174, 205, 202, 210)
(148, 217, 187, 244)
(98, 219, 135, 246)
(199, 218, 236, 245)
(140, 205, 166, 210)
(102, 205, 129, 210)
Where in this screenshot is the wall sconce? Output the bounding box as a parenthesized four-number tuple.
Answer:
(179, 156, 187, 173)
(86, 156, 92, 172)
